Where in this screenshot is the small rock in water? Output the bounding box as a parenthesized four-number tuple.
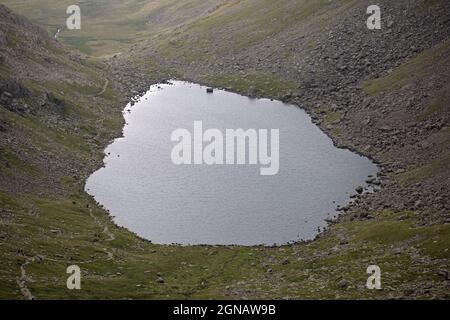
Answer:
(356, 186, 364, 194)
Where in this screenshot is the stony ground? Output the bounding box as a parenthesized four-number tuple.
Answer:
(0, 1, 449, 299)
(123, 0, 450, 225)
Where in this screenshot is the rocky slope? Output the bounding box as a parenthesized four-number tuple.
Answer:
(85, 0, 450, 298)
(122, 0, 450, 225)
(0, 1, 449, 299)
(1, 3, 118, 194)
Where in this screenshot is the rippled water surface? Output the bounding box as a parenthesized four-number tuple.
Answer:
(86, 81, 378, 245)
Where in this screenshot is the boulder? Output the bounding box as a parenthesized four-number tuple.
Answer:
(0, 119, 6, 132)
(0, 79, 29, 98)
(337, 279, 350, 289)
(0, 31, 7, 46)
(248, 86, 257, 97)
(156, 276, 165, 284)
(45, 91, 65, 110)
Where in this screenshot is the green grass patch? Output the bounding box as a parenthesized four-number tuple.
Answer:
(204, 72, 297, 98)
(60, 36, 94, 55)
(0, 148, 40, 175)
(324, 111, 342, 125)
(397, 150, 450, 185)
(363, 41, 450, 95)
(419, 85, 450, 119)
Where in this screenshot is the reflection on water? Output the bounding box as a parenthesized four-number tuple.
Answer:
(86, 81, 378, 245)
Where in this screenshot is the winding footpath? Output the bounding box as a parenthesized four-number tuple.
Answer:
(89, 207, 116, 261)
(17, 77, 114, 300)
(17, 257, 36, 300)
(94, 79, 109, 97)
(17, 206, 116, 300)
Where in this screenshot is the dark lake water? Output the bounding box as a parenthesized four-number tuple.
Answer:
(86, 81, 378, 246)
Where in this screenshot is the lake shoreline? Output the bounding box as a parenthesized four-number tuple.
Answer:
(87, 80, 379, 247)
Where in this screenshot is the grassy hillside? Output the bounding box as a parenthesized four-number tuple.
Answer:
(2, 190, 449, 299)
(0, 0, 228, 55)
(0, 0, 353, 56)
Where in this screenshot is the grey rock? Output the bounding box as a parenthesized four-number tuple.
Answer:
(0, 31, 7, 46)
(45, 91, 65, 109)
(337, 279, 349, 289)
